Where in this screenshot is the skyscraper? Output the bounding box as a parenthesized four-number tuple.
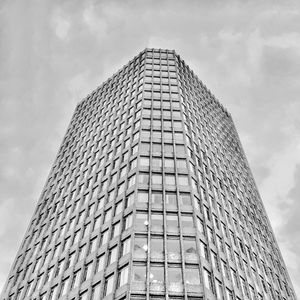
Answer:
(1, 48, 296, 300)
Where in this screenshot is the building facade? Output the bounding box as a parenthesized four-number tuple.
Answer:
(1, 48, 296, 300)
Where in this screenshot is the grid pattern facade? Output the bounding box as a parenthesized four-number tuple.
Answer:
(1, 48, 296, 300)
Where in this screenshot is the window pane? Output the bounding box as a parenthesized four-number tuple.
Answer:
(140, 157, 150, 167)
(183, 239, 198, 262)
(135, 212, 148, 230)
(96, 255, 105, 272)
(167, 238, 181, 261)
(165, 174, 175, 185)
(204, 269, 214, 291)
(164, 143, 174, 154)
(179, 193, 191, 206)
(137, 191, 149, 203)
(176, 158, 187, 169)
(181, 215, 194, 229)
(91, 281, 101, 300)
(166, 214, 179, 233)
(108, 246, 118, 265)
(178, 175, 189, 186)
(185, 268, 201, 292)
(104, 274, 114, 296)
(134, 236, 148, 259)
(150, 237, 164, 259)
(151, 192, 163, 205)
(164, 158, 175, 168)
(151, 213, 163, 232)
(150, 265, 165, 292)
(122, 237, 131, 256)
(166, 192, 177, 207)
(168, 267, 183, 292)
(176, 145, 185, 155)
(125, 213, 133, 229)
(118, 265, 129, 287)
(132, 265, 147, 291)
(152, 173, 162, 184)
(152, 157, 162, 167)
(152, 143, 162, 153)
(139, 173, 149, 184)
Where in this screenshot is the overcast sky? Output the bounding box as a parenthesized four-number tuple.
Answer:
(1, 0, 300, 295)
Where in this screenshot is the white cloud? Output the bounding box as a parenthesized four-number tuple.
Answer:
(51, 9, 71, 40)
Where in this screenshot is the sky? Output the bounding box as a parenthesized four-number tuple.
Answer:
(0, 0, 300, 296)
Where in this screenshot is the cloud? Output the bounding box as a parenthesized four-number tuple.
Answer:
(51, 8, 71, 40)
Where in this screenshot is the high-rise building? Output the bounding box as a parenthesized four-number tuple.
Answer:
(1, 48, 296, 300)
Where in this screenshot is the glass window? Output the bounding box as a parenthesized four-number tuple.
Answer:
(101, 230, 109, 246)
(165, 174, 175, 185)
(164, 120, 172, 127)
(82, 262, 93, 282)
(132, 265, 147, 291)
(115, 201, 123, 215)
(140, 156, 150, 167)
(71, 270, 80, 289)
(142, 118, 151, 126)
(164, 143, 174, 154)
(126, 193, 134, 208)
(59, 277, 69, 297)
(124, 213, 133, 229)
(181, 214, 194, 229)
(152, 143, 162, 153)
(139, 173, 149, 184)
(177, 158, 187, 169)
(164, 131, 173, 140)
(120, 166, 127, 178)
(135, 212, 148, 230)
(122, 237, 131, 256)
(153, 130, 161, 140)
(178, 175, 189, 186)
(166, 192, 177, 206)
(151, 191, 163, 205)
(108, 246, 118, 265)
(152, 157, 162, 168)
(203, 269, 214, 291)
(128, 175, 136, 189)
(132, 265, 147, 282)
(140, 142, 150, 152)
(134, 236, 148, 259)
(185, 268, 201, 292)
(179, 193, 191, 206)
(197, 217, 204, 233)
(183, 239, 197, 261)
(118, 265, 129, 287)
(104, 274, 114, 296)
(164, 158, 175, 168)
(91, 281, 101, 300)
(175, 144, 185, 155)
(216, 279, 223, 299)
(151, 213, 163, 231)
(150, 265, 165, 291)
(173, 121, 183, 130)
(153, 119, 161, 127)
(150, 236, 164, 259)
(137, 191, 149, 203)
(112, 222, 121, 238)
(96, 254, 105, 272)
(166, 214, 179, 233)
(168, 266, 183, 292)
(152, 173, 162, 184)
(104, 208, 112, 223)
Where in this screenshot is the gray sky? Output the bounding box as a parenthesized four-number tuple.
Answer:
(0, 0, 300, 295)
